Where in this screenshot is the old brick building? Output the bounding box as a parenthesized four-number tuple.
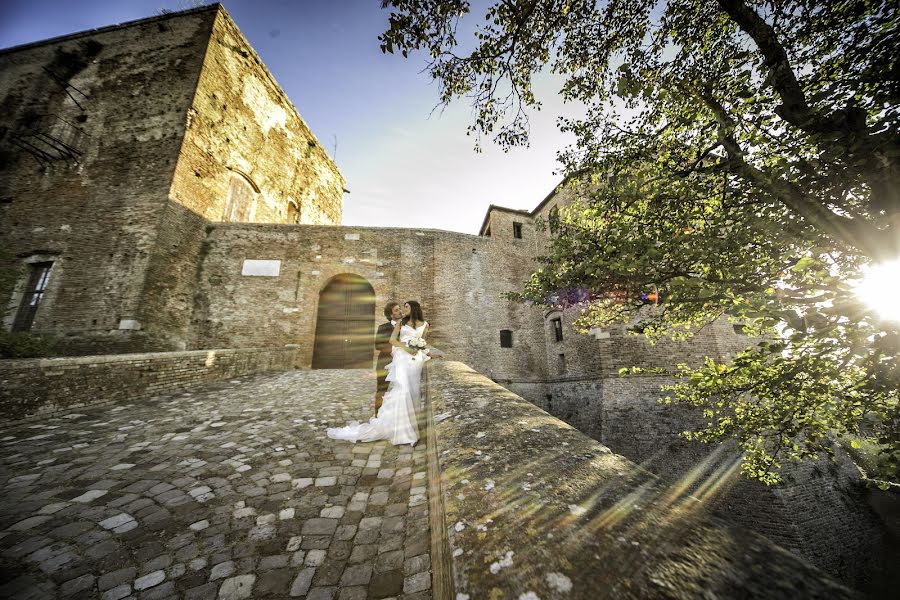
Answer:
(0, 4, 343, 355)
(0, 4, 888, 589)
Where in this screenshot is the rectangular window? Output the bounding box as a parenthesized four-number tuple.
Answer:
(552, 318, 563, 342)
(513, 222, 523, 239)
(500, 329, 513, 348)
(13, 262, 53, 332)
(558, 353, 566, 374)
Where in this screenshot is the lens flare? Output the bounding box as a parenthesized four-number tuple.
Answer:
(854, 258, 900, 322)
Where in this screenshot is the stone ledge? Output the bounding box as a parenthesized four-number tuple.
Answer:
(425, 361, 859, 599)
(0, 346, 295, 368)
(0, 347, 299, 423)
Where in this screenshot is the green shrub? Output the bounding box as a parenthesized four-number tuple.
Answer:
(0, 331, 56, 359)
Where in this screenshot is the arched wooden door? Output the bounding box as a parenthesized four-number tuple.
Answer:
(312, 274, 376, 369)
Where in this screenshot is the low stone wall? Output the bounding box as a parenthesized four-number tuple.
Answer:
(0, 347, 299, 421)
(504, 373, 890, 592)
(425, 361, 858, 599)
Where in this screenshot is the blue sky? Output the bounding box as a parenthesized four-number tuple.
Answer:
(0, 0, 581, 233)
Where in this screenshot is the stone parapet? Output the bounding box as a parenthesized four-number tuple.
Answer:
(0, 346, 298, 422)
(424, 360, 859, 599)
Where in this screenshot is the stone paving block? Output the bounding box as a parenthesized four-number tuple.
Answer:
(403, 571, 431, 594)
(305, 549, 327, 566)
(340, 562, 373, 586)
(47, 521, 93, 539)
(58, 572, 94, 596)
(404, 553, 431, 576)
(142, 554, 173, 573)
(134, 570, 165, 591)
(141, 580, 176, 600)
(302, 518, 339, 535)
(313, 558, 346, 586)
(38, 502, 71, 515)
(168, 562, 186, 579)
(375, 549, 404, 573)
(258, 554, 289, 570)
(354, 527, 380, 545)
(338, 586, 367, 600)
(289, 567, 316, 596)
(98, 567, 137, 591)
(184, 581, 218, 600)
(368, 569, 403, 598)
(217, 574, 255, 600)
(255, 567, 293, 595)
(101, 583, 131, 600)
(285, 535, 303, 552)
(307, 586, 337, 600)
(209, 560, 235, 581)
(9, 515, 52, 531)
(99, 513, 135, 530)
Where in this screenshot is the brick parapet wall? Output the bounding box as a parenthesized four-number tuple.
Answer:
(424, 361, 858, 599)
(0, 346, 298, 422)
(503, 372, 892, 593)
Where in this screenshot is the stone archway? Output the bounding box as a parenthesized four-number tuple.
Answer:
(311, 274, 376, 369)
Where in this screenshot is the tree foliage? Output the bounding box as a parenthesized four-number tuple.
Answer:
(380, 0, 900, 483)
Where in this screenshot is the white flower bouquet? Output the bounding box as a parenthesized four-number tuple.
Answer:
(405, 336, 427, 353)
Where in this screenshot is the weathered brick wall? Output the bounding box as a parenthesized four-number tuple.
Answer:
(431, 230, 548, 380)
(0, 346, 298, 421)
(0, 8, 216, 353)
(190, 223, 549, 378)
(137, 201, 210, 351)
(169, 7, 344, 226)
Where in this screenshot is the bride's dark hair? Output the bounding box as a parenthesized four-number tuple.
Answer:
(402, 300, 424, 325)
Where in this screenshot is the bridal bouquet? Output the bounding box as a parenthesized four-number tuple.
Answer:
(406, 336, 427, 358)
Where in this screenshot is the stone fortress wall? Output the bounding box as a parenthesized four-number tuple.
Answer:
(0, 7, 218, 354)
(0, 4, 892, 594)
(0, 5, 344, 355)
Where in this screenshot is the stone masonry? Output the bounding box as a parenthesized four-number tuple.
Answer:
(0, 4, 343, 354)
(0, 369, 431, 600)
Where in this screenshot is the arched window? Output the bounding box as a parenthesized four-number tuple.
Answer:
(222, 171, 258, 223)
(287, 199, 300, 224)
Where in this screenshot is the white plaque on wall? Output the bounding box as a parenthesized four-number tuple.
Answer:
(242, 259, 281, 277)
(344, 233, 360, 241)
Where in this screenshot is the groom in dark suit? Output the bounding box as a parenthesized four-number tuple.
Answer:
(374, 301, 402, 411)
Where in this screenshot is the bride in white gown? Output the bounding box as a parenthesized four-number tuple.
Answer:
(327, 300, 430, 446)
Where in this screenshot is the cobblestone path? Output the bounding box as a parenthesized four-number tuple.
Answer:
(0, 370, 432, 600)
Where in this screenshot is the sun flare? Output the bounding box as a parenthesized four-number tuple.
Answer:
(854, 258, 900, 323)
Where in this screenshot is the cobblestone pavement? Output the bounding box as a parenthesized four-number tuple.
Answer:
(0, 370, 432, 600)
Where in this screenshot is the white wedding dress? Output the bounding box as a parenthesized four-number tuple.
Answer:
(326, 321, 429, 446)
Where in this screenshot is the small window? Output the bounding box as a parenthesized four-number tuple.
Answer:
(287, 200, 300, 224)
(12, 262, 53, 332)
(558, 353, 566, 374)
(223, 173, 257, 222)
(500, 329, 513, 348)
(552, 318, 563, 342)
(513, 222, 523, 239)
